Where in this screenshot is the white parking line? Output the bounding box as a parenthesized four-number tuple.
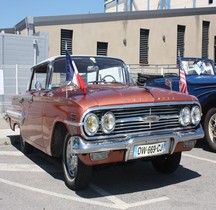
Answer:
(0, 151, 23, 156)
(183, 154, 216, 164)
(90, 183, 169, 209)
(90, 183, 127, 205)
(0, 178, 169, 209)
(0, 163, 44, 172)
(0, 129, 19, 138)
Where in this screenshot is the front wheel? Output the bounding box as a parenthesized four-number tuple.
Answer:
(62, 133, 92, 191)
(203, 108, 216, 152)
(152, 152, 181, 174)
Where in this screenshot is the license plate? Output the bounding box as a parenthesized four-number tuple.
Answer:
(133, 142, 167, 158)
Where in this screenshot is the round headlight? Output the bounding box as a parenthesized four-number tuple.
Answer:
(84, 113, 99, 136)
(101, 112, 115, 134)
(179, 107, 191, 126)
(191, 106, 202, 125)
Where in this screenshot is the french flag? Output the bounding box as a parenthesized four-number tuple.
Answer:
(66, 51, 86, 95)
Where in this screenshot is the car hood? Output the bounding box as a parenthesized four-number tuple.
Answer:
(61, 84, 197, 110)
(186, 75, 216, 84)
(152, 75, 216, 84)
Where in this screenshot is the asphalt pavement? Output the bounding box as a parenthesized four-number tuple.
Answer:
(1, 112, 216, 210)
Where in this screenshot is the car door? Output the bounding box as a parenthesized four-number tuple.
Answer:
(20, 63, 49, 151)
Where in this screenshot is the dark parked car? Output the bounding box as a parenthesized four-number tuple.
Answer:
(138, 57, 216, 151)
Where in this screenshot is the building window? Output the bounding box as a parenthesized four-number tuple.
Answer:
(176, 25, 185, 61)
(97, 42, 108, 56)
(60, 29, 73, 55)
(209, 0, 213, 4)
(139, 29, 149, 64)
(202, 21, 210, 58)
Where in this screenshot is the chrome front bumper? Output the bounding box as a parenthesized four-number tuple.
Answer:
(69, 125, 204, 161)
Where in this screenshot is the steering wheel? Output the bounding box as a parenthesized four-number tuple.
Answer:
(101, 75, 116, 83)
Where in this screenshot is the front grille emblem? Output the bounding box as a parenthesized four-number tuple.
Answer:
(143, 115, 160, 123)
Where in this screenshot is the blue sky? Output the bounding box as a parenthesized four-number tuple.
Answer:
(0, 0, 105, 28)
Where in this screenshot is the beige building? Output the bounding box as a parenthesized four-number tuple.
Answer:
(11, 7, 216, 65)
(105, 0, 216, 12)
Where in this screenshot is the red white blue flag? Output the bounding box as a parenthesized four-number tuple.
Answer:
(178, 57, 188, 94)
(66, 51, 86, 94)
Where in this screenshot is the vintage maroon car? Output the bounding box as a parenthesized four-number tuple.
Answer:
(5, 55, 204, 191)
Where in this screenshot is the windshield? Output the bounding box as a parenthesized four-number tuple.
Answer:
(74, 57, 127, 84)
(51, 56, 133, 87)
(181, 59, 215, 75)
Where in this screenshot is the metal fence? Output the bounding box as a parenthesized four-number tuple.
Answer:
(0, 65, 32, 112)
(129, 64, 179, 81)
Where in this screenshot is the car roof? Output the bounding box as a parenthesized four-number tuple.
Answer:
(33, 55, 124, 69)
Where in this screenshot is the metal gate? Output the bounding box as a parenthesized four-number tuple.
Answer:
(0, 65, 31, 112)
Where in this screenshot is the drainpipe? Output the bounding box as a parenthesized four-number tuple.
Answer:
(25, 17, 35, 36)
(33, 39, 37, 65)
(148, 0, 150, 10)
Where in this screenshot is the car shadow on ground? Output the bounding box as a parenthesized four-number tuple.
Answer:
(78, 162, 201, 198)
(8, 135, 201, 197)
(195, 138, 215, 153)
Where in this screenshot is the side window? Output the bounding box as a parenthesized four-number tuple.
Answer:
(49, 59, 67, 89)
(30, 64, 48, 91)
(50, 72, 66, 89)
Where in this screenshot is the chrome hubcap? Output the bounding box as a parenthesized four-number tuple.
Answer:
(209, 113, 216, 143)
(66, 139, 78, 178)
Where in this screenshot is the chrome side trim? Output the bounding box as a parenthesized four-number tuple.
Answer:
(64, 120, 83, 127)
(6, 110, 24, 124)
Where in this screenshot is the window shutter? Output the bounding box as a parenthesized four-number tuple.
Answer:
(202, 21, 210, 58)
(176, 25, 185, 62)
(97, 42, 108, 56)
(139, 29, 149, 64)
(61, 29, 73, 55)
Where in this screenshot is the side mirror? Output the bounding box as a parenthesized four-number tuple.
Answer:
(35, 81, 42, 91)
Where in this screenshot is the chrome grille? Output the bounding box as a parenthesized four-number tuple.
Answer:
(81, 103, 197, 139)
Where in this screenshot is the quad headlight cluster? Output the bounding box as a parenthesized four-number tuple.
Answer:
(84, 112, 115, 136)
(179, 106, 202, 126)
(83, 106, 201, 136)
